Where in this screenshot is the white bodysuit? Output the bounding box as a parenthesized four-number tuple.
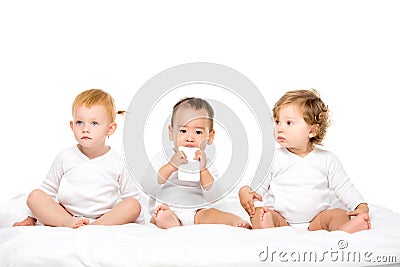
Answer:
(255, 147, 365, 224)
(142, 151, 219, 225)
(38, 145, 144, 223)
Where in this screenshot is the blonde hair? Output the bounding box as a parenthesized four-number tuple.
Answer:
(171, 97, 215, 130)
(273, 89, 330, 145)
(72, 89, 124, 122)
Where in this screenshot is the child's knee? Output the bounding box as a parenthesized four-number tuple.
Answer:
(205, 208, 219, 214)
(194, 208, 215, 223)
(124, 198, 141, 213)
(330, 208, 348, 218)
(26, 189, 45, 206)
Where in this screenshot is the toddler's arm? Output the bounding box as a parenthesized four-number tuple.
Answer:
(194, 150, 214, 190)
(158, 149, 188, 184)
(239, 185, 263, 217)
(199, 168, 213, 191)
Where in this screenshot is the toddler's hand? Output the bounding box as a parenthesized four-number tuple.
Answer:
(194, 149, 207, 170)
(169, 148, 188, 171)
(239, 186, 263, 217)
(347, 203, 369, 216)
(347, 203, 371, 229)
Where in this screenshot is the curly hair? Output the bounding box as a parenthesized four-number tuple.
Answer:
(272, 89, 330, 145)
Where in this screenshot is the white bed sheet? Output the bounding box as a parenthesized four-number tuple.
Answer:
(1, 194, 400, 267)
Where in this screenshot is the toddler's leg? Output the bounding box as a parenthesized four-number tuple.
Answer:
(13, 216, 37, 227)
(339, 213, 370, 233)
(91, 197, 141, 226)
(251, 206, 288, 229)
(194, 208, 251, 228)
(150, 203, 181, 229)
(309, 208, 369, 233)
(27, 189, 89, 228)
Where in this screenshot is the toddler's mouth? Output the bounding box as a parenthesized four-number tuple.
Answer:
(183, 144, 197, 148)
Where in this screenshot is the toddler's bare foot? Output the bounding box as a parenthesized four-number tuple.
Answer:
(63, 217, 89, 229)
(339, 213, 370, 233)
(259, 206, 274, 229)
(13, 216, 37, 227)
(153, 204, 181, 229)
(232, 219, 251, 229)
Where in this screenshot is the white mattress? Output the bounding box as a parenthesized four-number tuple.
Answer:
(1, 194, 399, 267)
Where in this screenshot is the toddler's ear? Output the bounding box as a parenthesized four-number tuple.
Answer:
(107, 122, 117, 136)
(168, 125, 174, 141)
(310, 124, 320, 138)
(207, 129, 215, 145)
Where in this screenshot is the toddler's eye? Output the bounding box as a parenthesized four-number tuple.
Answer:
(287, 121, 294, 126)
(179, 129, 186, 134)
(275, 120, 280, 125)
(195, 130, 203, 135)
(90, 121, 99, 127)
(75, 121, 83, 126)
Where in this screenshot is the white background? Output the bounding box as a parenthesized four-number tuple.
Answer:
(0, 1, 399, 214)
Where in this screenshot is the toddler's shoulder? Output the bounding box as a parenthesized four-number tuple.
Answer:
(313, 147, 336, 157)
(107, 147, 124, 160)
(54, 146, 79, 160)
(313, 147, 342, 163)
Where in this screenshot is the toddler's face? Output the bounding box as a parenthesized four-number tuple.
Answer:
(169, 107, 215, 150)
(274, 103, 314, 154)
(70, 104, 114, 149)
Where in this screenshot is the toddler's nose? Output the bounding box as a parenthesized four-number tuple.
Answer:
(82, 124, 89, 133)
(185, 135, 195, 142)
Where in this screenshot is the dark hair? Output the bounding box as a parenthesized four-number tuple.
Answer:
(171, 97, 214, 130)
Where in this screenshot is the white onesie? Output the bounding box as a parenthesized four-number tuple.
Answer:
(37, 145, 144, 223)
(142, 151, 219, 225)
(254, 147, 365, 224)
